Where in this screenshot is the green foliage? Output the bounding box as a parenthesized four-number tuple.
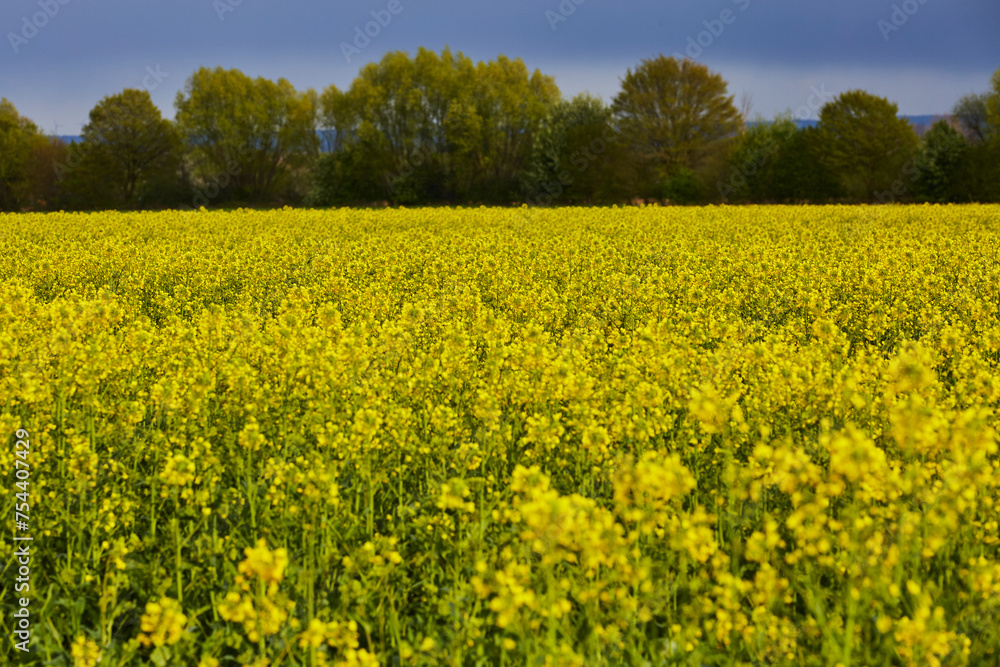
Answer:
(22, 136, 69, 211)
(817, 90, 919, 201)
(68, 90, 184, 209)
(6, 58, 1000, 209)
(961, 141, 1000, 203)
(989, 65, 1000, 140)
(913, 120, 970, 203)
(0, 98, 46, 211)
(175, 67, 318, 204)
(520, 94, 637, 204)
(952, 93, 993, 144)
(461, 55, 560, 201)
(718, 114, 797, 202)
(659, 166, 704, 204)
(612, 56, 742, 179)
(770, 126, 837, 203)
(312, 48, 559, 205)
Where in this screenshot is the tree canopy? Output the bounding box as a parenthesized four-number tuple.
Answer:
(74, 89, 181, 208)
(175, 67, 318, 204)
(612, 57, 742, 179)
(3, 55, 999, 210)
(817, 90, 919, 201)
(311, 48, 559, 205)
(0, 99, 45, 211)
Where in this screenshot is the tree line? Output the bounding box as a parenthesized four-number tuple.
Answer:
(2, 49, 999, 212)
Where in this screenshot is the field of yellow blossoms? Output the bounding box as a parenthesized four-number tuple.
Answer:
(1, 205, 999, 666)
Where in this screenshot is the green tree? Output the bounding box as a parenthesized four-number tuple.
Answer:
(946, 65, 1000, 203)
(964, 143, 1000, 202)
(71, 89, 182, 208)
(912, 120, 969, 203)
(314, 48, 477, 205)
(0, 99, 45, 211)
(457, 55, 560, 202)
(318, 84, 354, 154)
(717, 114, 798, 202)
(611, 56, 742, 184)
(521, 94, 637, 204)
(175, 67, 318, 205)
(25, 136, 70, 210)
(770, 126, 837, 203)
(989, 65, 1000, 139)
(816, 90, 919, 201)
(952, 93, 992, 144)
(312, 48, 559, 205)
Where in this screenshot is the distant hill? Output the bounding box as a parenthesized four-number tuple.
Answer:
(790, 115, 946, 133)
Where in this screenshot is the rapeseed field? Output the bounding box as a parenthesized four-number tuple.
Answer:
(1, 205, 998, 666)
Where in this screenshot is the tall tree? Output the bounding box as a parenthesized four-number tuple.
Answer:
(0, 99, 45, 211)
(25, 136, 70, 210)
(718, 113, 798, 202)
(312, 48, 558, 205)
(912, 120, 969, 203)
(611, 56, 742, 180)
(816, 90, 919, 201)
(522, 94, 637, 204)
(175, 67, 318, 204)
(952, 93, 992, 144)
(769, 126, 837, 203)
(74, 89, 181, 208)
(989, 65, 1000, 140)
(946, 66, 1000, 203)
(315, 48, 474, 204)
(459, 55, 560, 201)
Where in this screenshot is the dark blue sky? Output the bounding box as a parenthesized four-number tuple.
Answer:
(2, 0, 998, 134)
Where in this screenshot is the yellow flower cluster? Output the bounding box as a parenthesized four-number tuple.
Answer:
(239, 538, 289, 585)
(136, 597, 187, 647)
(71, 635, 101, 667)
(218, 539, 295, 644)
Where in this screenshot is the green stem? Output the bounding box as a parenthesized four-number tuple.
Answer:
(173, 517, 183, 605)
